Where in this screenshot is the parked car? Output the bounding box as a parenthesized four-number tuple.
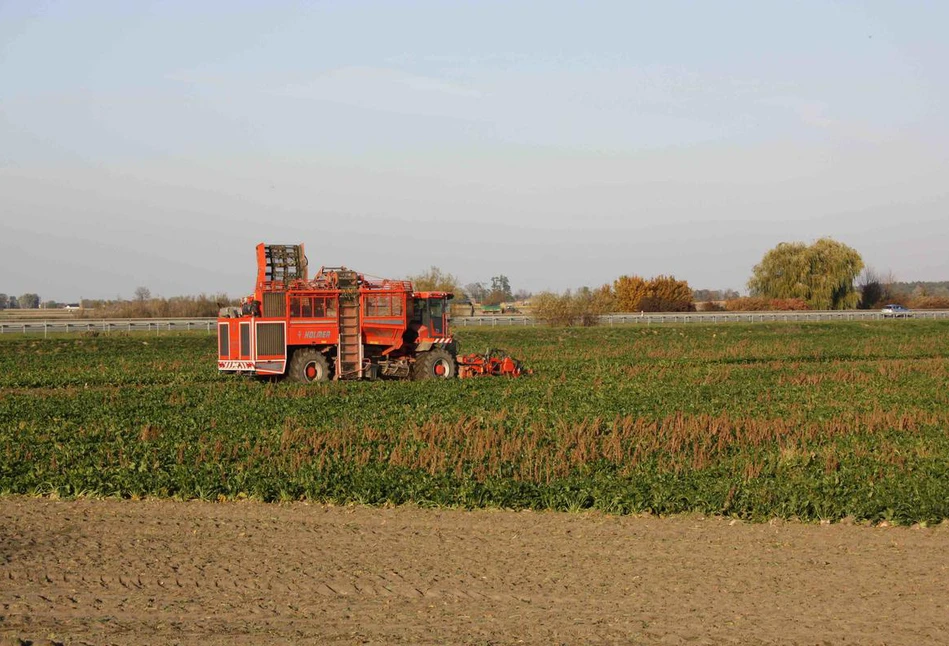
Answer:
(881, 304, 913, 318)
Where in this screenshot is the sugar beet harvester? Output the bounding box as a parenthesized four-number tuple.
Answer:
(217, 243, 529, 382)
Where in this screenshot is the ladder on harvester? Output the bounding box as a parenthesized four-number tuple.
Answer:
(334, 269, 362, 379)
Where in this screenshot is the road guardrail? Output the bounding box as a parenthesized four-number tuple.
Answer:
(0, 318, 218, 336)
(2, 310, 948, 335)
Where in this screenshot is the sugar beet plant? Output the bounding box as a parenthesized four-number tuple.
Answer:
(2, 322, 949, 523)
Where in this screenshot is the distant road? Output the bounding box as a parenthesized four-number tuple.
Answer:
(2, 310, 948, 335)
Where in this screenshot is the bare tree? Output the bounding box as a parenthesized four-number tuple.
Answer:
(407, 267, 461, 298)
(857, 267, 884, 309)
(464, 282, 488, 302)
(18, 293, 40, 309)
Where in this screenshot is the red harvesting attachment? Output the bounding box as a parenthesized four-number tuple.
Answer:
(457, 349, 532, 378)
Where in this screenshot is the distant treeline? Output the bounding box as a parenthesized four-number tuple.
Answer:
(76, 294, 237, 318)
(888, 281, 949, 297)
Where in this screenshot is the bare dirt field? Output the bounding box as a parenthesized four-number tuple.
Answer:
(1, 497, 947, 645)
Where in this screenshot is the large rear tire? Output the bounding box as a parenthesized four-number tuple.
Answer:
(412, 348, 457, 380)
(287, 348, 331, 383)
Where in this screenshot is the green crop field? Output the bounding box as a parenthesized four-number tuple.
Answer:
(2, 321, 949, 524)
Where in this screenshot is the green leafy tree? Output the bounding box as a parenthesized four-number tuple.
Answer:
(480, 275, 513, 306)
(490, 275, 513, 300)
(748, 238, 864, 310)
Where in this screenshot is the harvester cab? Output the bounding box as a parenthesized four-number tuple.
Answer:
(409, 292, 453, 348)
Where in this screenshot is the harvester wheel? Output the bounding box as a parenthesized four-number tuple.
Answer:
(288, 348, 331, 383)
(412, 348, 457, 380)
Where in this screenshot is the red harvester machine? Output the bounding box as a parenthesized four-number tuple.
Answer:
(217, 243, 529, 382)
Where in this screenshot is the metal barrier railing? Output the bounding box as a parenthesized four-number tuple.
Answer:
(4, 310, 948, 335)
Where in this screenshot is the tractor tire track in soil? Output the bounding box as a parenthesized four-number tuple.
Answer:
(1, 497, 947, 645)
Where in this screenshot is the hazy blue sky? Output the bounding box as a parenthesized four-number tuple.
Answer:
(2, 1, 947, 302)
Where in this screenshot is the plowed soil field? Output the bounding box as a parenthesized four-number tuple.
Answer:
(2, 498, 947, 645)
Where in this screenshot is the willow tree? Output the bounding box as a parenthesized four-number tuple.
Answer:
(748, 238, 864, 310)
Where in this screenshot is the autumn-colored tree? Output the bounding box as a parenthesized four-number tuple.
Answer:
(613, 275, 649, 311)
(748, 238, 863, 310)
(613, 275, 693, 311)
(641, 275, 693, 312)
(911, 296, 949, 310)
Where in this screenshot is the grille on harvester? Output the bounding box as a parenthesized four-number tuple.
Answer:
(256, 322, 285, 356)
(263, 292, 286, 317)
(218, 324, 230, 357)
(264, 245, 306, 283)
(240, 323, 251, 357)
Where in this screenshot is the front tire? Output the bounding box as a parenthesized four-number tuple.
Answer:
(288, 348, 331, 383)
(412, 348, 456, 380)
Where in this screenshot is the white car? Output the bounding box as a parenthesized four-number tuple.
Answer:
(881, 304, 912, 318)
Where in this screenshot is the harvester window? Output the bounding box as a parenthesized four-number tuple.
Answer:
(312, 296, 335, 318)
(289, 295, 337, 319)
(368, 295, 389, 316)
(366, 294, 402, 317)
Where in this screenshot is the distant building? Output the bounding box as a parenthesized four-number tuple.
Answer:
(63, 304, 81, 310)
